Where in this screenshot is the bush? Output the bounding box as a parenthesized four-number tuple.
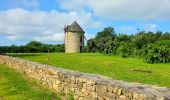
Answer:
(144, 44, 170, 63)
(0, 41, 64, 53)
(86, 27, 170, 64)
(118, 42, 134, 58)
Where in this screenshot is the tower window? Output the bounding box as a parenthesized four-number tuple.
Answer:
(80, 36, 82, 43)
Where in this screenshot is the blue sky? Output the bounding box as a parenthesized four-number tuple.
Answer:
(0, 0, 170, 46)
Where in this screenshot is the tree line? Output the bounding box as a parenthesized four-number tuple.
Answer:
(0, 27, 169, 64)
(0, 41, 64, 53)
(86, 27, 170, 64)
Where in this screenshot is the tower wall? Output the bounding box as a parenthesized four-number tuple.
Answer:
(65, 31, 82, 53)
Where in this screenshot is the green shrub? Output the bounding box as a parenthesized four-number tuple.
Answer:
(118, 42, 134, 58)
(144, 44, 170, 63)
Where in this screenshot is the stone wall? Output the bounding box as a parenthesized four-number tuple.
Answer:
(0, 55, 170, 100)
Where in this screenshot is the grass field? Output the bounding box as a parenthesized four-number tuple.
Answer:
(11, 53, 170, 88)
(0, 63, 64, 100)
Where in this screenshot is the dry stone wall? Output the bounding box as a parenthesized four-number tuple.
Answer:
(0, 55, 170, 100)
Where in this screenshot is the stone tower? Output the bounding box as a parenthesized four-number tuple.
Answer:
(64, 21, 85, 53)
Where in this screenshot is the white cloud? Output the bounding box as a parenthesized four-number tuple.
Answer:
(144, 24, 157, 32)
(7, 36, 20, 41)
(34, 33, 64, 42)
(60, 0, 170, 20)
(0, 8, 101, 43)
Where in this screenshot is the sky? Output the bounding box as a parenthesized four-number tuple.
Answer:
(0, 0, 170, 46)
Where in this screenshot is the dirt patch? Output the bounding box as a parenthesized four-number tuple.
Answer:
(0, 96, 3, 100)
(129, 69, 153, 73)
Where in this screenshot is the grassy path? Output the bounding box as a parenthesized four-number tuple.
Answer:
(11, 53, 170, 88)
(0, 63, 61, 100)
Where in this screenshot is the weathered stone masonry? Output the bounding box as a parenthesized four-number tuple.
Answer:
(0, 55, 170, 100)
(64, 21, 85, 53)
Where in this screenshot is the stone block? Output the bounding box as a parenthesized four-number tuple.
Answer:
(119, 95, 126, 100)
(133, 93, 139, 99)
(113, 87, 118, 94)
(107, 85, 114, 93)
(96, 85, 107, 95)
(118, 88, 123, 95)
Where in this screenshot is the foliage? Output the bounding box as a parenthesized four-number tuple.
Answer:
(0, 26, 169, 64)
(118, 42, 134, 58)
(160, 32, 170, 40)
(144, 41, 170, 63)
(115, 34, 132, 42)
(0, 41, 64, 53)
(104, 40, 115, 54)
(87, 27, 170, 63)
(87, 38, 97, 52)
(25, 41, 44, 53)
(87, 27, 116, 53)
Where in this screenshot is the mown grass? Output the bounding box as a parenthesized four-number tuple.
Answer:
(11, 53, 170, 88)
(0, 63, 63, 100)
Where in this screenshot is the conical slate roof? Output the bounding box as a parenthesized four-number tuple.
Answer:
(65, 21, 85, 33)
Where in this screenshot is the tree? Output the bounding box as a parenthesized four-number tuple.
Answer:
(160, 32, 170, 40)
(86, 27, 170, 63)
(10, 45, 19, 53)
(54, 44, 64, 52)
(118, 42, 134, 58)
(116, 34, 132, 42)
(87, 38, 97, 52)
(104, 40, 116, 54)
(0, 41, 65, 53)
(95, 27, 116, 40)
(26, 41, 43, 53)
(95, 27, 116, 53)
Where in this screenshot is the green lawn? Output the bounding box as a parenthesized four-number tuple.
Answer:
(0, 63, 62, 100)
(11, 53, 170, 88)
